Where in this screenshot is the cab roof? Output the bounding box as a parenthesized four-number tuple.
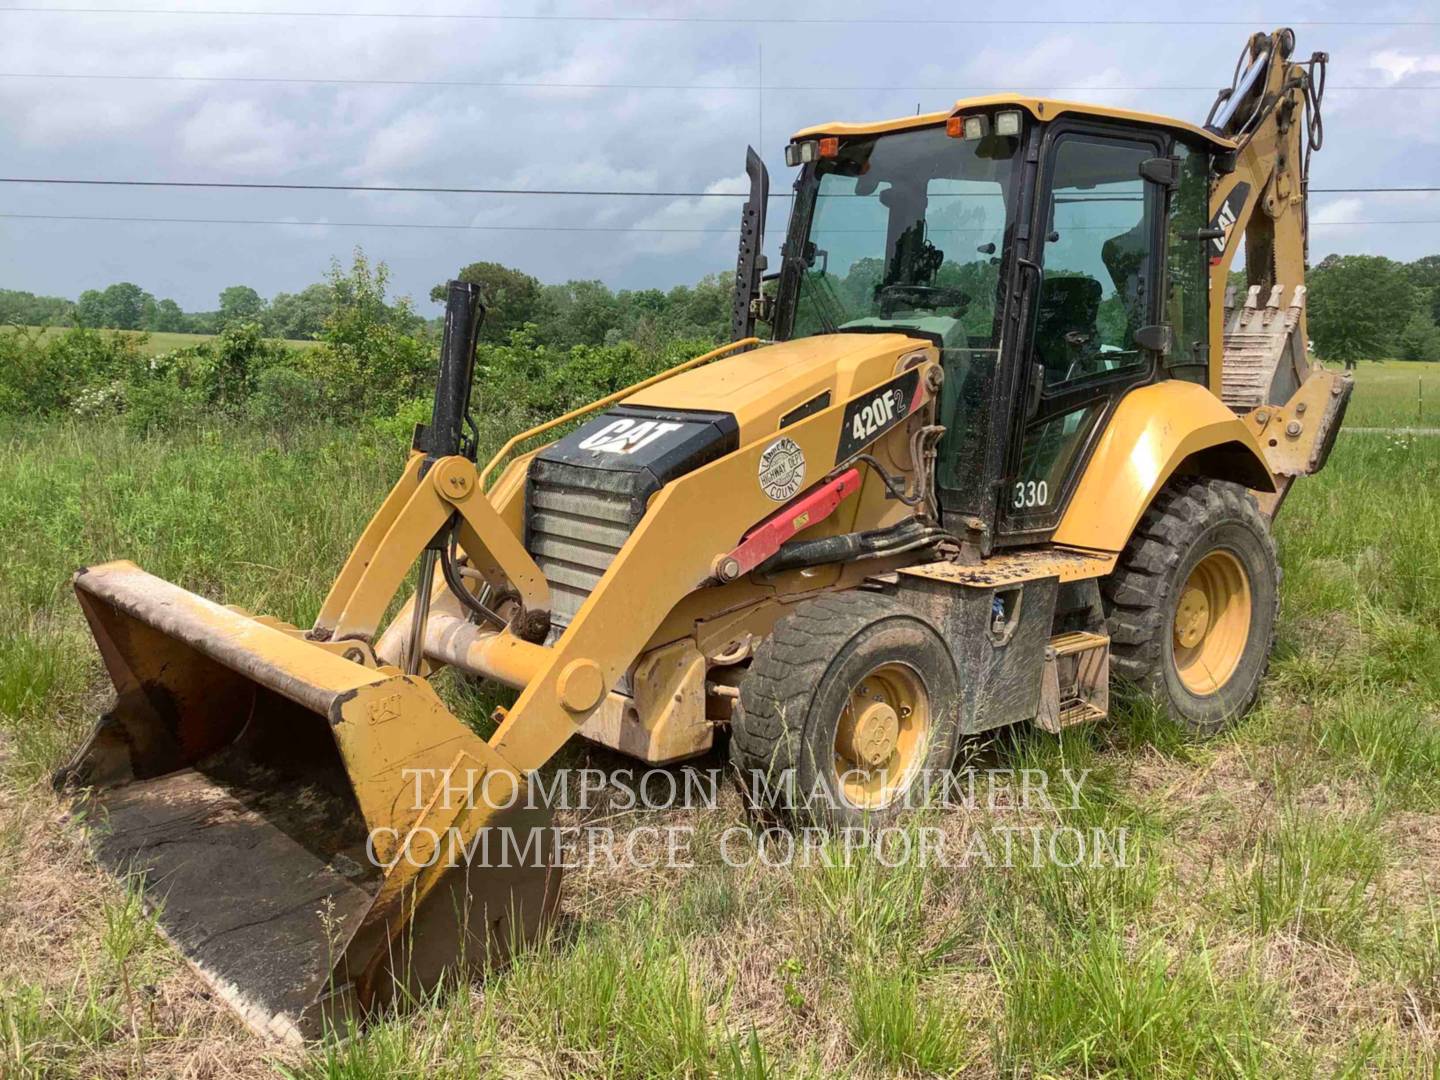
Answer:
(791, 94, 1235, 151)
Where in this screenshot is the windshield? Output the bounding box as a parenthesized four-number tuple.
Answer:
(788, 124, 1021, 350)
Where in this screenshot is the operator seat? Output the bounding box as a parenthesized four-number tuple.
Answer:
(1033, 276, 1102, 384)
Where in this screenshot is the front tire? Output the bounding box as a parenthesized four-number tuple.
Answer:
(730, 592, 961, 829)
(1102, 478, 1279, 733)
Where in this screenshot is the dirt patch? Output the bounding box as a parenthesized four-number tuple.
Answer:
(0, 767, 285, 1078)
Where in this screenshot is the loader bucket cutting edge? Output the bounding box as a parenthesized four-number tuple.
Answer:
(58, 560, 562, 1043)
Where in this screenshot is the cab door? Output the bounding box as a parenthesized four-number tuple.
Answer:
(999, 124, 1168, 542)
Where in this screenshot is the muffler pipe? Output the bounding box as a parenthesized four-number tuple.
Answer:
(406, 280, 486, 672)
(421, 280, 486, 463)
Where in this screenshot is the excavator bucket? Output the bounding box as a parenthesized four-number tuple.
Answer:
(56, 560, 561, 1043)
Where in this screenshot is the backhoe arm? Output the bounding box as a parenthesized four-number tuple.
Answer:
(1202, 28, 1349, 512)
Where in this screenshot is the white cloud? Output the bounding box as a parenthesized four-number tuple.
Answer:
(625, 173, 746, 256)
(178, 99, 308, 173)
(1369, 50, 1440, 82)
(353, 110, 448, 179)
(1312, 197, 1366, 224)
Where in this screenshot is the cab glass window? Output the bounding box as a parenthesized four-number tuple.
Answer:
(1166, 142, 1211, 382)
(791, 126, 1019, 351)
(1034, 136, 1156, 389)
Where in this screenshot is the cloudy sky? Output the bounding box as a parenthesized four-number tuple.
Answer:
(1, 1, 1437, 314)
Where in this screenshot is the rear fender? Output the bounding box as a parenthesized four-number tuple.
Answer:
(1051, 381, 1275, 553)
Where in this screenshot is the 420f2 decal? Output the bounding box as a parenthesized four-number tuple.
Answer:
(836, 368, 921, 461)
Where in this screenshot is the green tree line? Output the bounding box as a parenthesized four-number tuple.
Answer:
(0, 259, 732, 349)
(6, 250, 1439, 363)
(0, 251, 725, 439)
(3, 248, 1436, 441)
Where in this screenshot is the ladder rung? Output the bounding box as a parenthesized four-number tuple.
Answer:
(1049, 630, 1109, 657)
(1058, 701, 1107, 727)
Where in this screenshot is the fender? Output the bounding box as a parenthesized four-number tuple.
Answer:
(1052, 381, 1275, 553)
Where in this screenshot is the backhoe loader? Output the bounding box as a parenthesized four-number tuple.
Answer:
(57, 27, 1348, 1041)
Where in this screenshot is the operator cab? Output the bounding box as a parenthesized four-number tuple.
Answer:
(765, 98, 1226, 551)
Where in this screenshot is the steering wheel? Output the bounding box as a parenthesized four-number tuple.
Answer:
(876, 284, 969, 317)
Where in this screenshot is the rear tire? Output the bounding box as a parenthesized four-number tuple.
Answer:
(1101, 478, 1279, 733)
(730, 592, 961, 829)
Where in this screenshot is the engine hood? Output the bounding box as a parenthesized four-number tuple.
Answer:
(623, 332, 932, 447)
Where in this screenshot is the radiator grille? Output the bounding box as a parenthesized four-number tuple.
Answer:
(525, 462, 644, 633)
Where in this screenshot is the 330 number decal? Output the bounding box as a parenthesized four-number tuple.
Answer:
(1012, 479, 1049, 509)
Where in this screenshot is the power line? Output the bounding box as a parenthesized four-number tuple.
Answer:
(0, 176, 749, 197)
(1, 7, 1435, 26)
(0, 211, 1433, 232)
(1, 176, 1436, 197)
(0, 211, 737, 231)
(0, 72, 1432, 93)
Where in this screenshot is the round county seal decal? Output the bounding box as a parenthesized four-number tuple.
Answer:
(758, 437, 805, 501)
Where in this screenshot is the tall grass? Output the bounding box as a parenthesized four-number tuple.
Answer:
(1, 364, 1439, 1075)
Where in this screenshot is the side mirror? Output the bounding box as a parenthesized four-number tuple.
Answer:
(1134, 324, 1174, 356)
(1139, 156, 1179, 188)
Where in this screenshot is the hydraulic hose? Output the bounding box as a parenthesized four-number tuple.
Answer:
(755, 518, 953, 576)
(441, 523, 507, 629)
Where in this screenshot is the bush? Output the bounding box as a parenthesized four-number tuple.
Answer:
(0, 326, 144, 415)
(70, 381, 126, 420)
(370, 395, 431, 446)
(248, 367, 327, 429)
(473, 329, 713, 419)
(306, 251, 433, 420)
(117, 324, 303, 432)
(123, 375, 207, 436)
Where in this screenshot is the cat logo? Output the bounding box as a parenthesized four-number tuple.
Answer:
(576, 417, 683, 455)
(758, 437, 805, 501)
(1208, 182, 1250, 265)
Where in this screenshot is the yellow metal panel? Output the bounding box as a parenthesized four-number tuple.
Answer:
(626, 334, 933, 442)
(1050, 382, 1274, 553)
(1242, 366, 1353, 477)
(792, 96, 1235, 149)
(332, 479, 453, 641)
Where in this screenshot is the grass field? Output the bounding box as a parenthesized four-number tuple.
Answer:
(0, 363, 1437, 1077)
(1343, 359, 1435, 428)
(19, 325, 322, 356)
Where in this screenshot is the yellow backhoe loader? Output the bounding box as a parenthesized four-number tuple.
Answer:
(57, 28, 1348, 1041)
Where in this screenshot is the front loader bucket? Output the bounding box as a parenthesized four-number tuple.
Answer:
(57, 561, 562, 1043)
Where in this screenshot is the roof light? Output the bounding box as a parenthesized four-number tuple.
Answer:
(785, 140, 821, 167)
(818, 136, 840, 158)
(995, 109, 1023, 137)
(948, 114, 990, 140)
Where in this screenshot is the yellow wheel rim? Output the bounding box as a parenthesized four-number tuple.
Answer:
(833, 662, 929, 809)
(1173, 549, 1252, 696)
